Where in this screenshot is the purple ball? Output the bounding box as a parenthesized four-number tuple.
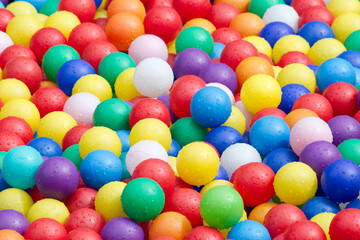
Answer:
(0, 209, 29, 235)
(299, 140, 342, 181)
(101, 217, 144, 240)
(198, 62, 238, 93)
(35, 156, 79, 201)
(157, 93, 179, 123)
(173, 48, 211, 79)
(328, 115, 360, 146)
(0, 0, 8, 6)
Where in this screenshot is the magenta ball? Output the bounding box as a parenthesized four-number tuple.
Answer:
(0, 209, 29, 235)
(327, 115, 360, 146)
(173, 48, 211, 79)
(101, 217, 144, 240)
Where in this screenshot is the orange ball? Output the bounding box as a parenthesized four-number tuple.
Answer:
(149, 212, 192, 240)
(285, 109, 320, 129)
(107, 0, 146, 21)
(235, 56, 275, 89)
(213, 0, 250, 13)
(248, 202, 277, 225)
(105, 12, 145, 51)
(230, 12, 265, 37)
(0, 229, 24, 240)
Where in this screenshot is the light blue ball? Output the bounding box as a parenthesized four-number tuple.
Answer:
(211, 42, 225, 59)
(116, 130, 130, 153)
(228, 220, 271, 240)
(15, 0, 47, 11)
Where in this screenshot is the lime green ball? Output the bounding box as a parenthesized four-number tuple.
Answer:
(62, 144, 82, 171)
(93, 98, 131, 131)
(248, 0, 285, 18)
(121, 178, 165, 222)
(40, 0, 60, 16)
(170, 117, 208, 147)
(42, 44, 80, 82)
(175, 26, 214, 56)
(344, 30, 360, 51)
(338, 138, 360, 165)
(200, 185, 244, 230)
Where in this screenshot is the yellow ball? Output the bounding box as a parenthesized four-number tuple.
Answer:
(222, 106, 246, 135)
(37, 111, 77, 147)
(99, 0, 107, 9)
(273, 35, 310, 64)
(0, 188, 34, 216)
(200, 180, 234, 196)
(27, 198, 70, 224)
(309, 38, 346, 65)
(79, 126, 122, 159)
(327, 0, 360, 18)
(168, 39, 176, 54)
(0, 99, 40, 133)
(177, 141, 220, 186)
(0, 78, 31, 104)
(33, 13, 48, 25)
(73, 74, 112, 102)
(6, 1, 37, 16)
(272, 66, 282, 79)
(332, 13, 360, 43)
(95, 181, 127, 222)
(6, 15, 43, 47)
(168, 156, 179, 177)
(114, 68, 142, 101)
(274, 162, 318, 205)
(44, 10, 80, 39)
(243, 36, 272, 59)
(277, 63, 316, 92)
(0, 68, 2, 80)
(241, 74, 282, 114)
(129, 118, 172, 151)
(310, 212, 336, 240)
(95, 9, 107, 19)
(183, 18, 216, 34)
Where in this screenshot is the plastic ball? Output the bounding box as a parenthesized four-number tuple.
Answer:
(0, 116, 32, 144)
(328, 115, 360, 146)
(248, 202, 278, 225)
(0, 31, 13, 55)
(228, 220, 271, 240)
(229, 12, 264, 38)
(329, 209, 360, 240)
(0, 44, 36, 69)
(310, 212, 335, 240)
(62, 126, 90, 152)
(292, 93, 333, 122)
(325, 82, 359, 116)
(175, 27, 213, 56)
(0, 9, 14, 32)
(220, 40, 258, 71)
(263, 4, 299, 33)
(277, 63, 316, 92)
(44, 10, 80, 39)
(58, 0, 96, 23)
(27, 198, 69, 224)
(0, 229, 24, 240)
(309, 38, 346, 65)
(5, 15, 42, 47)
(66, 228, 102, 240)
(285, 109, 319, 129)
(202, 63, 238, 94)
(107, 0, 145, 19)
(30, 87, 67, 118)
(0, 209, 29, 235)
(344, 30, 360, 52)
(263, 148, 298, 174)
(290, 0, 326, 15)
(279, 84, 311, 114)
(277, 51, 313, 67)
(0, 78, 31, 104)
(173, 0, 211, 23)
(204, 126, 243, 155)
(338, 138, 360, 165)
(170, 117, 208, 147)
(302, 196, 340, 220)
(116, 130, 130, 153)
(338, 50, 360, 68)
(72, 74, 112, 101)
(283, 220, 327, 240)
(332, 13, 360, 44)
(211, 27, 242, 45)
(65, 187, 97, 212)
(259, 22, 295, 48)
(0, 188, 33, 216)
(64, 208, 105, 234)
(272, 35, 310, 64)
(248, 0, 285, 18)
(27, 137, 62, 157)
(100, 217, 143, 240)
(210, 42, 225, 59)
(129, 99, 170, 128)
(184, 226, 223, 240)
(243, 36, 273, 59)
(39, 0, 59, 16)
(0, 131, 24, 151)
(207, 3, 239, 28)
(23, 218, 66, 240)
(114, 68, 142, 101)
(298, 21, 335, 47)
(81, 41, 117, 72)
(6, 1, 36, 15)
(222, 106, 246, 134)
(298, 6, 335, 29)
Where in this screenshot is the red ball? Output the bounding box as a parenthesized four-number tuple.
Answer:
(144, 6, 182, 44)
(24, 218, 68, 240)
(329, 209, 360, 240)
(65, 228, 102, 240)
(233, 162, 275, 207)
(0, 131, 25, 151)
(220, 40, 258, 71)
(207, 3, 240, 28)
(263, 204, 307, 239)
(0, 98, 3, 110)
(283, 220, 327, 240)
(0, 9, 14, 32)
(153, 237, 176, 240)
(29, 185, 45, 203)
(167, 53, 176, 69)
(169, 75, 206, 118)
(132, 158, 176, 196)
(0, 116, 33, 144)
(68, 23, 108, 55)
(93, 18, 107, 32)
(212, 27, 242, 45)
(129, 96, 149, 105)
(250, 108, 286, 128)
(273, 233, 285, 240)
(258, 52, 275, 66)
(58, 0, 96, 23)
(129, 98, 171, 127)
(29, 27, 67, 64)
(354, 110, 360, 123)
(173, 0, 211, 23)
(298, 6, 335, 29)
(184, 226, 224, 240)
(65, 208, 105, 234)
(292, 93, 333, 122)
(81, 40, 117, 72)
(276, 51, 313, 68)
(322, 82, 359, 117)
(62, 125, 92, 150)
(66, 188, 97, 213)
(31, 86, 68, 118)
(164, 188, 202, 227)
(0, 44, 37, 69)
(290, 0, 326, 16)
(175, 177, 193, 190)
(146, 0, 173, 12)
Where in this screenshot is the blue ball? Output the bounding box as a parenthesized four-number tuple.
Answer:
(263, 148, 298, 173)
(168, 139, 181, 157)
(298, 21, 335, 47)
(278, 84, 311, 114)
(0, 169, 10, 192)
(190, 86, 232, 128)
(116, 130, 130, 153)
(316, 58, 356, 92)
(321, 159, 360, 203)
(15, 0, 47, 11)
(228, 220, 271, 240)
(284, 0, 292, 4)
(204, 126, 243, 155)
(249, 116, 290, 156)
(354, 67, 360, 86)
(214, 165, 229, 181)
(307, 64, 319, 75)
(57, 59, 96, 96)
(119, 152, 131, 180)
(346, 198, 360, 209)
(80, 149, 123, 190)
(301, 196, 340, 219)
(2, 146, 43, 190)
(338, 50, 360, 69)
(242, 131, 250, 144)
(211, 42, 225, 59)
(27, 137, 63, 158)
(259, 22, 295, 48)
(0, 1, 4, 8)
(94, 0, 102, 8)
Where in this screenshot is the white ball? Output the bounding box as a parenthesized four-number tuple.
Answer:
(126, 140, 169, 175)
(206, 83, 235, 105)
(133, 57, 174, 98)
(63, 92, 100, 126)
(234, 100, 254, 132)
(220, 143, 262, 178)
(0, 31, 14, 55)
(263, 4, 299, 32)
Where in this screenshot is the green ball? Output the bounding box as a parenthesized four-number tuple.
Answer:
(98, 52, 136, 90)
(62, 144, 82, 171)
(40, 0, 60, 16)
(120, 152, 131, 180)
(42, 44, 80, 82)
(121, 178, 165, 222)
(338, 138, 360, 165)
(93, 98, 131, 131)
(248, 0, 285, 18)
(0, 151, 6, 169)
(170, 117, 208, 147)
(200, 185, 244, 230)
(344, 30, 360, 52)
(175, 26, 214, 56)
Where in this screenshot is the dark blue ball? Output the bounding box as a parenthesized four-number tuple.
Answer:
(168, 139, 181, 157)
(259, 22, 295, 48)
(0, 169, 10, 192)
(27, 137, 63, 158)
(298, 21, 335, 47)
(338, 50, 360, 69)
(278, 83, 311, 114)
(214, 165, 229, 181)
(204, 126, 243, 155)
(307, 64, 319, 75)
(346, 198, 360, 209)
(263, 148, 298, 173)
(301, 196, 340, 219)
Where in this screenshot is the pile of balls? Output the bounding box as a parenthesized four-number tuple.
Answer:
(0, 0, 360, 239)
